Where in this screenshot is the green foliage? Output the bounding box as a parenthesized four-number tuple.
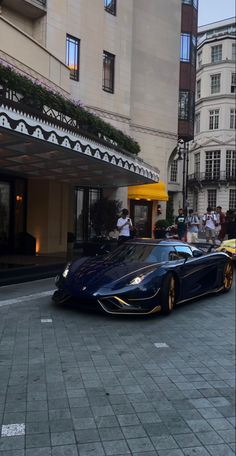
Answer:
(0, 63, 140, 155)
(154, 219, 169, 229)
(90, 198, 122, 236)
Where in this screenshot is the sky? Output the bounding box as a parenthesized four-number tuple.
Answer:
(198, 0, 235, 26)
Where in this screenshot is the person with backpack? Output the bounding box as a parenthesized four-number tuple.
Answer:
(202, 206, 218, 243)
(186, 209, 200, 243)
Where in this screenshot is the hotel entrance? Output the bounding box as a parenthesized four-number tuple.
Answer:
(0, 176, 26, 253)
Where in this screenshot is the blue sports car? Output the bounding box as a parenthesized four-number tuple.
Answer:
(52, 239, 233, 316)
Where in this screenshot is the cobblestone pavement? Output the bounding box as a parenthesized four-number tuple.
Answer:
(0, 277, 235, 456)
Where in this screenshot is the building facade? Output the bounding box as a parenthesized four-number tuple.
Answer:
(0, 0, 184, 254)
(187, 18, 236, 215)
(168, 0, 198, 217)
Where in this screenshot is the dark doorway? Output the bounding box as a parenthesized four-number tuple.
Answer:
(75, 188, 102, 243)
(0, 176, 27, 253)
(130, 200, 152, 238)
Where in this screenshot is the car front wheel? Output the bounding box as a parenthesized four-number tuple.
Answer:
(222, 261, 233, 292)
(161, 273, 176, 315)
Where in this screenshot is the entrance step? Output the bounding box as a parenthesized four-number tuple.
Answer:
(0, 262, 66, 287)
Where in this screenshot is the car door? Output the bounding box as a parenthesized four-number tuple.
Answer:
(174, 245, 219, 300)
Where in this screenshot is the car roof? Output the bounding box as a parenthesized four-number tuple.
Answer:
(127, 238, 188, 247)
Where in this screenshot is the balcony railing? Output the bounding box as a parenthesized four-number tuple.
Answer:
(188, 171, 236, 185)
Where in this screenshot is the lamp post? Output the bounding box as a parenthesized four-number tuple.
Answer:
(177, 139, 189, 214)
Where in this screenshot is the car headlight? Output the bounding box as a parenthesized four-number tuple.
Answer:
(129, 269, 155, 286)
(62, 263, 71, 278)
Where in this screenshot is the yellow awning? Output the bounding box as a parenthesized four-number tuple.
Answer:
(128, 181, 168, 201)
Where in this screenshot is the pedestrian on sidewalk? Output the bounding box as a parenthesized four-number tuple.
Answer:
(175, 208, 187, 241)
(186, 209, 200, 243)
(216, 206, 226, 242)
(202, 206, 218, 243)
(117, 209, 133, 245)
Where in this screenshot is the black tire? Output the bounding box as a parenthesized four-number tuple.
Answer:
(222, 260, 233, 292)
(161, 273, 176, 315)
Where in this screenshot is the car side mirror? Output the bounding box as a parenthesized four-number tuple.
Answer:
(192, 250, 203, 257)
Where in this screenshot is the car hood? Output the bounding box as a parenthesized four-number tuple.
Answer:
(67, 257, 161, 293)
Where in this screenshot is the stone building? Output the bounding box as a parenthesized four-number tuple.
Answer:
(187, 17, 236, 215)
(0, 0, 195, 254)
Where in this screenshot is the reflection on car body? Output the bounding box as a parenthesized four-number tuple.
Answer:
(52, 239, 233, 316)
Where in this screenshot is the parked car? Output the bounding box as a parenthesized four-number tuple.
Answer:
(215, 239, 236, 262)
(52, 239, 233, 316)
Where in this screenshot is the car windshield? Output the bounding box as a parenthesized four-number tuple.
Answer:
(106, 243, 174, 264)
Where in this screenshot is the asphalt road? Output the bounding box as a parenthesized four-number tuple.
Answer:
(0, 276, 235, 455)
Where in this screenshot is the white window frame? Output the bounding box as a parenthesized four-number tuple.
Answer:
(207, 189, 217, 209)
(230, 109, 236, 129)
(196, 79, 201, 99)
(194, 152, 200, 176)
(195, 112, 200, 134)
(232, 43, 236, 61)
(226, 150, 236, 179)
(170, 160, 178, 182)
(231, 73, 236, 93)
(229, 189, 236, 210)
(205, 150, 221, 180)
(211, 44, 222, 63)
(211, 74, 221, 94)
(209, 109, 219, 130)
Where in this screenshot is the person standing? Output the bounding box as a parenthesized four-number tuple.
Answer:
(202, 206, 218, 243)
(186, 209, 200, 243)
(216, 206, 226, 242)
(175, 208, 187, 241)
(117, 209, 132, 245)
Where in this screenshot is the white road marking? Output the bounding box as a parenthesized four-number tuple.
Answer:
(41, 318, 52, 323)
(1, 423, 25, 437)
(0, 290, 55, 308)
(154, 342, 169, 348)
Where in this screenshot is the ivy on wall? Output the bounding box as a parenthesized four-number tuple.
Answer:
(0, 62, 140, 156)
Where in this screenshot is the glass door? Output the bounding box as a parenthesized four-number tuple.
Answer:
(0, 181, 10, 252)
(130, 200, 152, 238)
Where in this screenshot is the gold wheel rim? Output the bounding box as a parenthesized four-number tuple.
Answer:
(224, 263, 233, 289)
(168, 277, 175, 311)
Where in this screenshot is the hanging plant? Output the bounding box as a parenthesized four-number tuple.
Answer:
(0, 62, 140, 156)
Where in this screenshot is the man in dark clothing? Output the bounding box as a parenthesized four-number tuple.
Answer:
(175, 208, 187, 241)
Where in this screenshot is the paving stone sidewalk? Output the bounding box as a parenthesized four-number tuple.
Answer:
(0, 279, 235, 455)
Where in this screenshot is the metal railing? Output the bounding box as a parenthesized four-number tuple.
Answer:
(188, 171, 236, 183)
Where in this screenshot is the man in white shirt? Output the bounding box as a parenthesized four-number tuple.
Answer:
(202, 206, 217, 243)
(117, 209, 132, 245)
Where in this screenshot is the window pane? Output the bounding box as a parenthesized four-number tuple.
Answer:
(103, 51, 115, 93)
(226, 150, 236, 179)
(230, 109, 236, 129)
(211, 45, 222, 63)
(66, 35, 80, 81)
(231, 73, 236, 93)
(195, 112, 200, 134)
(208, 189, 217, 209)
(194, 152, 200, 176)
(205, 151, 220, 180)
(229, 189, 236, 210)
(211, 74, 221, 94)
(180, 34, 190, 61)
(209, 109, 219, 130)
(178, 91, 189, 120)
(104, 0, 116, 15)
(232, 43, 236, 60)
(170, 160, 178, 182)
